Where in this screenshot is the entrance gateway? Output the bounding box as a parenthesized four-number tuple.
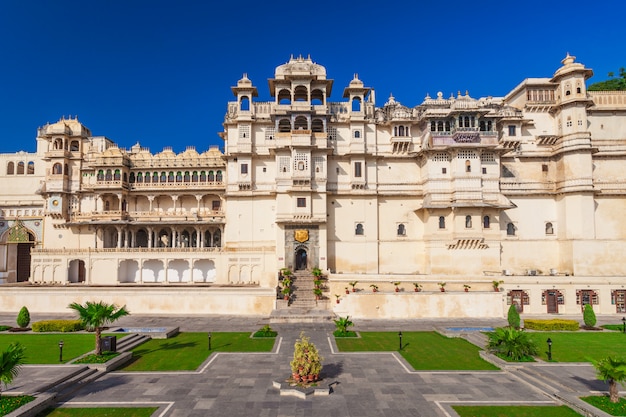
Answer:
(284, 225, 319, 272)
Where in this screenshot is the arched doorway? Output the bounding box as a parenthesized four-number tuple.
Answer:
(295, 247, 308, 271)
(5, 221, 36, 282)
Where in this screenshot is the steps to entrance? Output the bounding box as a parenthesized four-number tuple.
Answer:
(272, 271, 335, 323)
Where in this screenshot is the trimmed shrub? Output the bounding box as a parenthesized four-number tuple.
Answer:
(32, 320, 84, 332)
(583, 304, 597, 327)
(507, 304, 521, 329)
(524, 319, 579, 331)
(16, 306, 30, 328)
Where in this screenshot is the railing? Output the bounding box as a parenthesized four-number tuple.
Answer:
(129, 181, 224, 190)
(33, 247, 224, 254)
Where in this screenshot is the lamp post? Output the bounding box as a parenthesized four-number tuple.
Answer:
(398, 331, 403, 351)
(59, 340, 64, 363)
(208, 332, 212, 350)
(546, 338, 552, 361)
(622, 317, 625, 334)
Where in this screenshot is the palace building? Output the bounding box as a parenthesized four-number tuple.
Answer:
(1, 54, 626, 318)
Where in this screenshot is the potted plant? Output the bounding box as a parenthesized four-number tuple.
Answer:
(492, 280, 504, 292)
(313, 288, 323, 300)
(393, 282, 401, 292)
(349, 281, 358, 292)
(413, 283, 422, 292)
(311, 267, 323, 277)
(335, 294, 341, 304)
(438, 282, 446, 292)
(280, 267, 292, 278)
(345, 286, 350, 294)
(370, 284, 379, 293)
(290, 332, 323, 384)
(463, 284, 471, 292)
(282, 277, 292, 288)
(282, 287, 291, 300)
(313, 278, 323, 289)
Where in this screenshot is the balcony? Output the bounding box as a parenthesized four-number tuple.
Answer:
(129, 181, 224, 191)
(72, 209, 225, 223)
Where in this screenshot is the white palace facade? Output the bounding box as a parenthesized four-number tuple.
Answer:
(1, 54, 626, 318)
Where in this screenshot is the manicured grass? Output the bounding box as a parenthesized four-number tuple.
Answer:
(333, 330, 358, 337)
(0, 395, 34, 416)
(0, 334, 98, 364)
(581, 395, 626, 416)
(453, 405, 582, 416)
(35, 407, 158, 416)
(335, 331, 498, 370)
(122, 332, 275, 371)
(528, 332, 626, 362)
(602, 324, 626, 332)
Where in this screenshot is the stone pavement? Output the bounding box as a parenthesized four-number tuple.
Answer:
(3, 314, 625, 416)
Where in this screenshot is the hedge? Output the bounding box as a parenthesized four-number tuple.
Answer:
(32, 320, 85, 332)
(524, 319, 579, 331)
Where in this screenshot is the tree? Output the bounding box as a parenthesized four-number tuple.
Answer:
(583, 303, 597, 328)
(16, 306, 30, 329)
(507, 304, 521, 329)
(68, 301, 130, 355)
(0, 343, 25, 398)
(588, 68, 626, 91)
(334, 316, 354, 336)
(593, 356, 626, 403)
(487, 327, 538, 361)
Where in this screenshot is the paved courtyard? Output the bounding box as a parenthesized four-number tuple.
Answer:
(4, 314, 623, 416)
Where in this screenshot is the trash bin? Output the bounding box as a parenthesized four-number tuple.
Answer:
(100, 335, 117, 352)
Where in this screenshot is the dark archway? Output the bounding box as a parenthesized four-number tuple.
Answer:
(295, 248, 308, 271)
(16, 233, 35, 282)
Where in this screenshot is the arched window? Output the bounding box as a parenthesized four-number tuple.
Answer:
(439, 216, 446, 229)
(208, 171, 215, 182)
(351, 97, 362, 112)
(113, 170, 121, 181)
(52, 163, 63, 175)
(192, 171, 198, 182)
(129, 172, 136, 183)
(123, 172, 127, 182)
(311, 119, 324, 132)
(465, 160, 471, 173)
(105, 169, 112, 181)
(483, 215, 490, 229)
(507, 223, 515, 236)
(184, 171, 190, 182)
(176, 171, 183, 182)
(213, 229, 221, 247)
(104, 201, 110, 211)
(277, 89, 291, 105)
(399, 126, 405, 136)
(354, 130, 361, 139)
(437, 121, 443, 131)
(17, 162, 25, 175)
(160, 172, 167, 182)
(240, 96, 250, 111)
(97, 170, 104, 181)
(465, 215, 472, 228)
(152, 172, 159, 182)
(27, 161, 34, 174)
(200, 171, 207, 181)
(294, 116, 308, 130)
(216, 170, 223, 182)
(545, 222, 554, 235)
(168, 172, 175, 182)
(7, 161, 14, 175)
(397, 224, 406, 236)
(70, 140, 79, 151)
(278, 119, 291, 132)
(355, 223, 364, 235)
(136, 172, 142, 183)
(294, 85, 308, 102)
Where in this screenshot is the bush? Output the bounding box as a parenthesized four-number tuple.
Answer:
(253, 324, 277, 338)
(507, 304, 521, 329)
(16, 306, 30, 328)
(523, 319, 579, 331)
(487, 327, 538, 361)
(32, 320, 84, 332)
(583, 304, 597, 328)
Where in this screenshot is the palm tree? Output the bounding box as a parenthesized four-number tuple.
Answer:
(593, 356, 626, 403)
(487, 327, 538, 361)
(68, 301, 130, 356)
(0, 343, 25, 398)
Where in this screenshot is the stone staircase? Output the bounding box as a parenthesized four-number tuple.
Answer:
(271, 271, 335, 323)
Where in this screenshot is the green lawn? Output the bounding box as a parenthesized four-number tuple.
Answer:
(453, 405, 582, 417)
(528, 332, 626, 362)
(121, 332, 275, 371)
(35, 407, 158, 417)
(581, 395, 626, 416)
(335, 331, 498, 370)
(0, 334, 98, 364)
(0, 395, 34, 416)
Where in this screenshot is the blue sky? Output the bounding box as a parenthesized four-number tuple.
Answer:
(1, 0, 624, 154)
